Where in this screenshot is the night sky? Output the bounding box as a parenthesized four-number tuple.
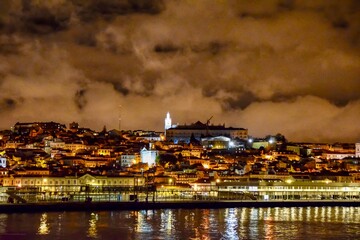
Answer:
(0, 0, 360, 142)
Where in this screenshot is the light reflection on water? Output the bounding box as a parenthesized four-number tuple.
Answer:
(37, 213, 50, 235)
(0, 207, 359, 239)
(87, 213, 98, 238)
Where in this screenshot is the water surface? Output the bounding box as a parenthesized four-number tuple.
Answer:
(0, 207, 359, 239)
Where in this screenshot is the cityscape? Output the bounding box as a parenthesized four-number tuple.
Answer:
(0, 112, 359, 204)
(1, 0, 360, 239)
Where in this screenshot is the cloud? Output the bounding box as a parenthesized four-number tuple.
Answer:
(0, 0, 359, 142)
(234, 96, 360, 142)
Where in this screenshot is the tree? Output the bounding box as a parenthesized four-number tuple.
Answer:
(158, 154, 177, 167)
(190, 133, 199, 144)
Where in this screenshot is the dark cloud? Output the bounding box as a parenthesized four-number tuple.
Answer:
(21, 1, 72, 34)
(74, 88, 87, 110)
(75, 0, 165, 21)
(0, 98, 17, 110)
(0, 0, 359, 142)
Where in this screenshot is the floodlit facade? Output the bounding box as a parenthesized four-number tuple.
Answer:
(166, 121, 248, 143)
(216, 180, 360, 200)
(0, 156, 6, 168)
(140, 147, 159, 166)
(165, 112, 172, 131)
(356, 143, 360, 158)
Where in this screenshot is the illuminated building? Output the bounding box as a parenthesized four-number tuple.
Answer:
(201, 136, 234, 149)
(356, 142, 360, 158)
(216, 179, 360, 200)
(1, 173, 146, 202)
(0, 156, 6, 168)
(164, 112, 172, 131)
(121, 153, 140, 167)
(322, 152, 355, 160)
(166, 121, 248, 143)
(140, 145, 159, 166)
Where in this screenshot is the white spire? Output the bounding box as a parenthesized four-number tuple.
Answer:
(165, 112, 172, 131)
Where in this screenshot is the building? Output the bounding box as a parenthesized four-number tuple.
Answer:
(0, 156, 6, 168)
(121, 153, 140, 167)
(2, 173, 146, 196)
(13, 122, 66, 135)
(356, 142, 360, 158)
(216, 179, 360, 200)
(322, 151, 355, 160)
(166, 121, 248, 143)
(165, 112, 172, 131)
(140, 146, 159, 166)
(201, 136, 234, 150)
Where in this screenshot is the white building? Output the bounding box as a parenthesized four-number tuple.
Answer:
(165, 112, 172, 131)
(0, 156, 6, 168)
(140, 147, 159, 166)
(322, 152, 355, 160)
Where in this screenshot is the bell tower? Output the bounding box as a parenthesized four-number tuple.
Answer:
(165, 112, 172, 131)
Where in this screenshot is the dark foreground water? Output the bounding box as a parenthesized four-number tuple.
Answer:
(0, 207, 359, 240)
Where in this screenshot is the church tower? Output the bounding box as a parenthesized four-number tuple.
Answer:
(165, 112, 172, 131)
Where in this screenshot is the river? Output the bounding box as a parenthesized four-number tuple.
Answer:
(0, 207, 359, 239)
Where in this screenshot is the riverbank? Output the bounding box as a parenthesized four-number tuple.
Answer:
(0, 200, 360, 213)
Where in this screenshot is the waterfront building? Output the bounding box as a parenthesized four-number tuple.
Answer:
(0, 173, 147, 202)
(166, 121, 248, 143)
(215, 179, 360, 200)
(2, 173, 146, 193)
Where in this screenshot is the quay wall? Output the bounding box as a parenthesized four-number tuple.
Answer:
(0, 200, 360, 213)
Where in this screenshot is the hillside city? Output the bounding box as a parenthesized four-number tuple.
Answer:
(0, 113, 360, 204)
(0, 112, 359, 188)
